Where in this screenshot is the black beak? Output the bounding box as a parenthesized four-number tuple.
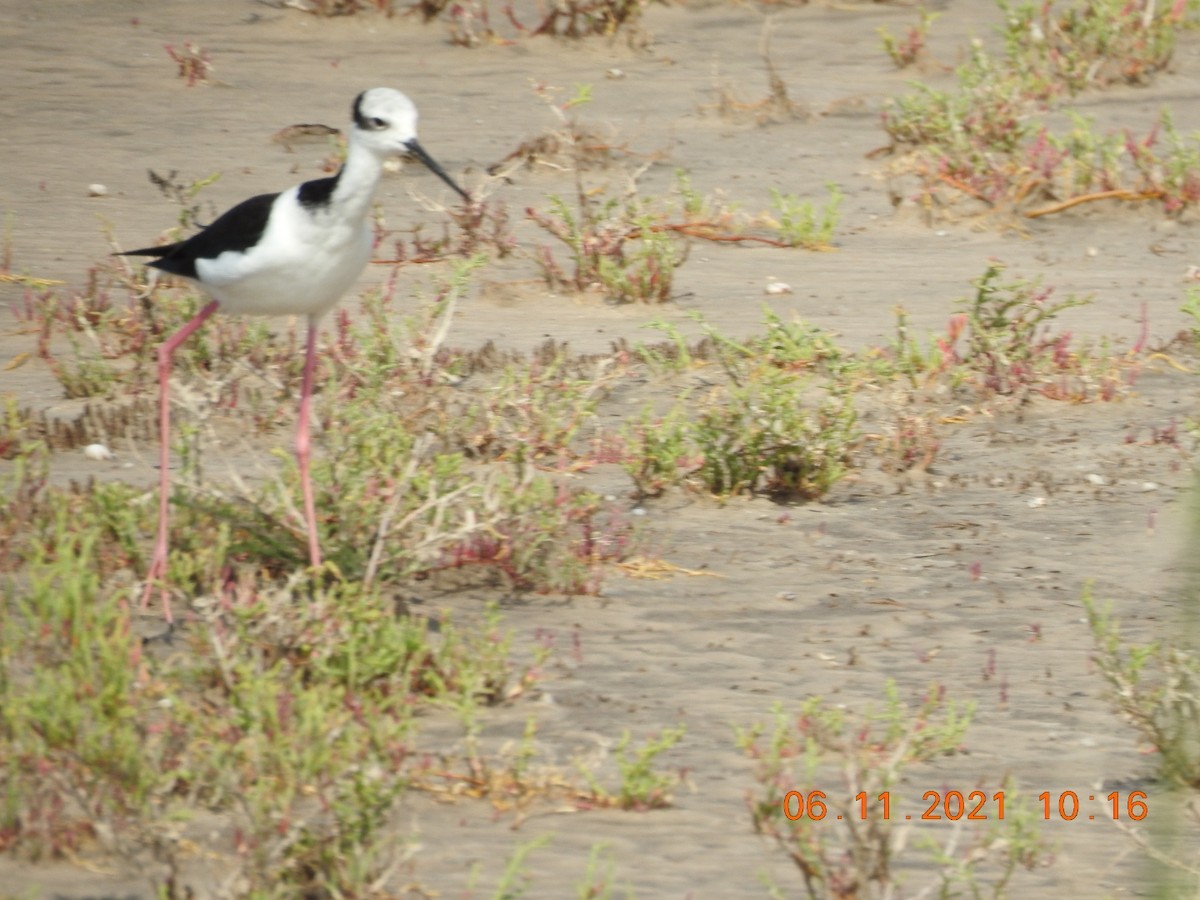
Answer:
(405, 138, 470, 202)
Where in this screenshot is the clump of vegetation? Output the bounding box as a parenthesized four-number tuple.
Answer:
(510, 84, 838, 304)
(527, 173, 842, 303)
(690, 373, 857, 499)
(880, 1, 1200, 221)
(996, 0, 1186, 94)
(0, 438, 669, 891)
(1084, 587, 1200, 788)
(599, 310, 861, 500)
(948, 263, 1106, 399)
(311, 0, 650, 46)
(577, 726, 688, 810)
(528, 192, 687, 304)
(882, 43, 1032, 159)
(1184, 288, 1200, 350)
(880, 264, 1135, 402)
(879, 5, 939, 69)
(739, 682, 1046, 899)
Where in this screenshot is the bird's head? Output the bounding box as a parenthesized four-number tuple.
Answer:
(351, 88, 468, 202)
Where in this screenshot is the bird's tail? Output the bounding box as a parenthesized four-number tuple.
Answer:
(115, 243, 181, 258)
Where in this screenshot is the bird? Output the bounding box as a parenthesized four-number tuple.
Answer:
(119, 87, 469, 623)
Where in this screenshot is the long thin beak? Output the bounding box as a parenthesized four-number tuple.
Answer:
(405, 138, 470, 202)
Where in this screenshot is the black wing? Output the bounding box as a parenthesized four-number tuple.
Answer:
(118, 191, 280, 280)
(297, 175, 340, 211)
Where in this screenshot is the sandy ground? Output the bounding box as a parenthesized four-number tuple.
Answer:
(3, 0, 1200, 896)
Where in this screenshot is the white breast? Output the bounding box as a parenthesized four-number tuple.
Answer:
(195, 188, 374, 319)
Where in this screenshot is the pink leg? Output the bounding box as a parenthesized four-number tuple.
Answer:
(297, 318, 323, 570)
(141, 299, 220, 623)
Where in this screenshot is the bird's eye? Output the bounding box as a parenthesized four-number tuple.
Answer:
(368, 116, 387, 130)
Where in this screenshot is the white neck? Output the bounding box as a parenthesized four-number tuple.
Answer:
(329, 137, 385, 221)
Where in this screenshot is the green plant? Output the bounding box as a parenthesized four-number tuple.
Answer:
(879, 3, 1200, 221)
(885, 304, 957, 388)
(1, 493, 169, 858)
(528, 193, 687, 304)
(878, 6, 939, 69)
(761, 184, 842, 250)
(707, 307, 851, 376)
(576, 842, 631, 899)
(436, 471, 637, 594)
(1019, 110, 1200, 218)
(618, 404, 701, 500)
(1183, 288, 1200, 349)
(882, 43, 1033, 157)
(949, 263, 1093, 397)
(1151, 109, 1200, 213)
(282, 369, 637, 592)
(578, 725, 687, 810)
(692, 371, 857, 499)
(1084, 586, 1200, 787)
(666, 172, 844, 250)
(634, 317, 698, 375)
(210, 591, 538, 894)
(478, 351, 618, 459)
(740, 683, 1043, 899)
(529, 158, 843, 300)
(997, 0, 1186, 94)
(0, 413, 564, 878)
(0, 399, 39, 462)
(484, 835, 553, 899)
(919, 783, 1048, 898)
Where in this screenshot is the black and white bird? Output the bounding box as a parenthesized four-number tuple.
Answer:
(121, 87, 469, 623)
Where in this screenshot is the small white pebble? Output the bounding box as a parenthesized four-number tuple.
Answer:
(765, 281, 792, 295)
(1140, 482, 1159, 492)
(1028, 496, 1046, 508)
(606, 68, 625, 79)
(87, 183, 108, 197)
(631, 507, 647, 517)
(776, 591, 797, 602)
(1086, 473, 1106, 486)
(1086, 246, 1099, 257)
(84, 443, 114, 461)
